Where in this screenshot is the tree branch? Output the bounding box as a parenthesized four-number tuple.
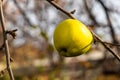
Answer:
(13, 0, 35, 27)
(96, 41, 120, 46)
(47, 0, 75, 19)
(0, 0, 14, 80)
(92, 32, 120, 62)
(46, 0, 120, 62)
(97, 0, 118, 44)
(84, 0, 98, 26)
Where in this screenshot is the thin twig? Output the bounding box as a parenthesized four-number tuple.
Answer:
(84, 0, 98, 26)
(97, 0, 118, 44)
(96, 41, 120, 46)
(46, 0, 120, 62)
(0, 0, 14, 80)
(47, 0, 75, 19)
(13, 0, 36, 28)
(92, 32, 120, 62)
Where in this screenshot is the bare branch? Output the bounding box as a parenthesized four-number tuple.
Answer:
(46, 0, 120, 62)
(84, 0, 98, 26)
(92, 32, 120, 62)
(46, 0, 75, 19)
(97, 41, 120, 46)
(13, 0, 35, 27)
(0, 0, 14, 80)
(0, 57, 14, 77)
(97, 0, 118, 44)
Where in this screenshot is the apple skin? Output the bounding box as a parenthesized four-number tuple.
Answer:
(53, 19, 93, 57)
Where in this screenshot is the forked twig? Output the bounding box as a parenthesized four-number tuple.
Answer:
(46, 0, 120, 62)
(0, 0, 14, 80)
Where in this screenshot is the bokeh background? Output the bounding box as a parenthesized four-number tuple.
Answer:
(0, 0, 120, 80)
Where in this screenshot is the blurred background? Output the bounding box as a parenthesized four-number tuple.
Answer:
(0, 0, 120, 80)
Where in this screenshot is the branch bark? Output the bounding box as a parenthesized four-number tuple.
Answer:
(0, 0, 14, 80)
(47, 0, 75, 19)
